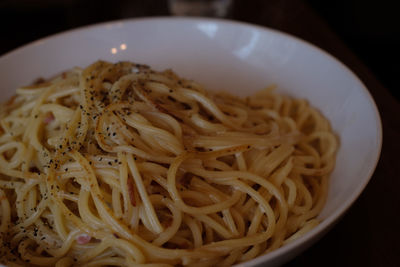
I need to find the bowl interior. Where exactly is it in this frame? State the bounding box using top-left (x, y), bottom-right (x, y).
top-left (0, 17), bottom-right (382, 266)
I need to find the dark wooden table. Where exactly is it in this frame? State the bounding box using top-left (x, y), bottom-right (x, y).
top-left (1, 0), bottom-right (399, 266)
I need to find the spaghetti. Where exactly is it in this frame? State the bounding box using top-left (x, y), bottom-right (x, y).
top-left (0, 61), bottom-right (337, 266)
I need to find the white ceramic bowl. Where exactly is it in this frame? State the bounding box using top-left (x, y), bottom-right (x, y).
top-left (0, 17), bottom-right (382, 266)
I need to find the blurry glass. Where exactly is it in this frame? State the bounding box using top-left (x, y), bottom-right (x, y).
top-left (168, 0), bottom-right (232, 18)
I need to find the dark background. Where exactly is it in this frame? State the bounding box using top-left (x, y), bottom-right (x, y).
top-left (307, 0), bottom-right (400, 100)
top-left (0, 0), bottom-right (399, 266)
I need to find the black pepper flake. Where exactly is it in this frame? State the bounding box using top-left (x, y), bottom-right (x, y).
top-left (167, 96), bottom-right (176, 102)
top-left (182, 103), bottom-right (191, 110)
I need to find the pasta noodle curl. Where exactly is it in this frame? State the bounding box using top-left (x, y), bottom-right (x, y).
top-left (0, 61), bottom-right (337, 266)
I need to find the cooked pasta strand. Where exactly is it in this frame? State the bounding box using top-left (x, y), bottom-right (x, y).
top-left (0, 60), bottom-right (337, 266)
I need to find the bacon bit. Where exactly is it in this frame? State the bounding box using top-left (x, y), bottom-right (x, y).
top-left (180, 173), bottom-right (193, 188)
top-left (127, 177), bottom-right (136, 206)
top-left (76, 233), bottom-right (91, 244)
top-left (164, 217), bottom-right (173, 228)
top-left (33, 77), bottom-right (46, 85)
top-left (43, 112), bottom-right (55, 124)
top-left (5, 95), bottom-right (17, 107)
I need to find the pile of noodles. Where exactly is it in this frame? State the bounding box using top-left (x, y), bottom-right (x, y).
top-left (0, 61), bottom-right (337, 266)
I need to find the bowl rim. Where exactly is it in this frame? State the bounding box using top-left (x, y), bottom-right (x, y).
top-left (0, 16), bottom-right (383, 266)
